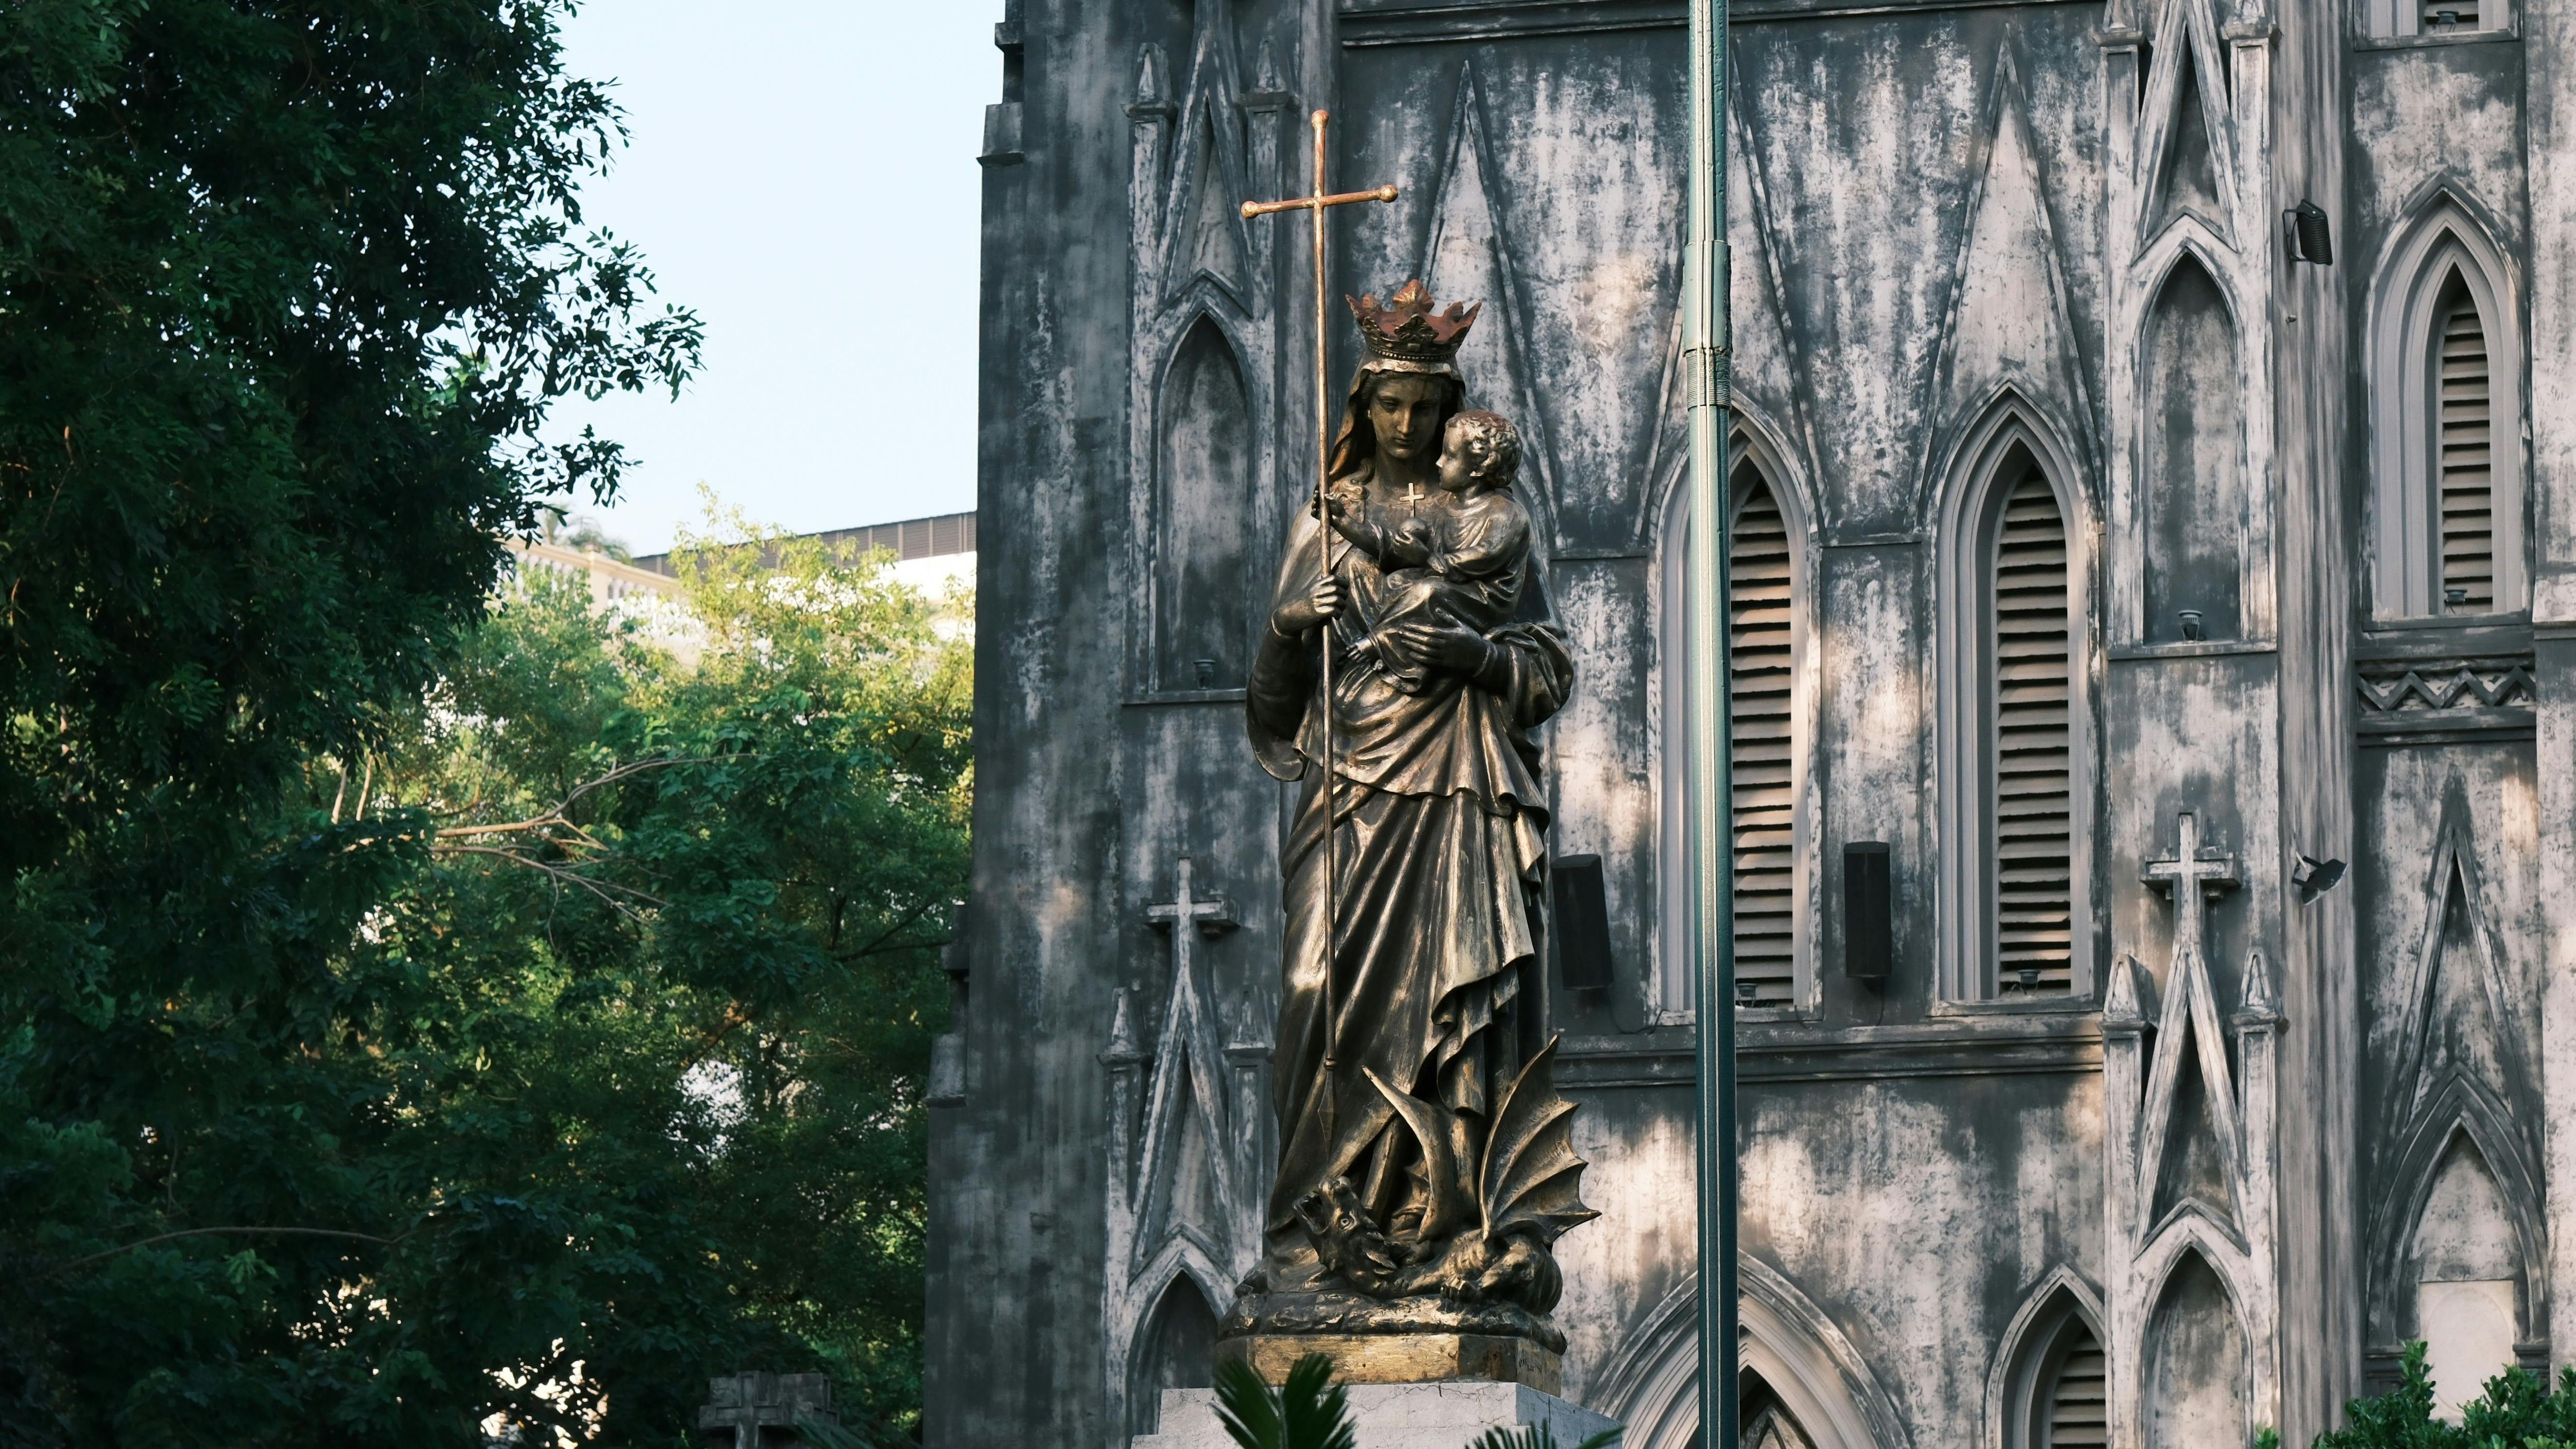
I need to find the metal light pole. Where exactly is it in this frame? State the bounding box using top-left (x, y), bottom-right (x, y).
top-left (1683, 0), bottom-right (1738, 1446)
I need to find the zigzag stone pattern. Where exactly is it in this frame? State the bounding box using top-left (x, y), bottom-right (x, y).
top-left (2354, 656), bottom-right (2536, 714)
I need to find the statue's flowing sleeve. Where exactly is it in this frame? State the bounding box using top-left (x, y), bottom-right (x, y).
top-left (1480, 613), bottom-right (1574, 736)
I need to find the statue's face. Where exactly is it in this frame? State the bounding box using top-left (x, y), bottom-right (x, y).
top-left (1367, 375), bottom-right (1447, 462)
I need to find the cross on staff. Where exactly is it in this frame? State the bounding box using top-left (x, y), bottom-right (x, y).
top-left (1240, 111), bottom-right (1395, 1073)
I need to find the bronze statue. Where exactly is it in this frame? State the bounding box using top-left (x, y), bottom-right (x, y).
top-left (1230, 282), bottom-right (1594, 1378)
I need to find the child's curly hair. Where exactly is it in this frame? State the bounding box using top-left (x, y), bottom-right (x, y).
top-left (1448, 409), bottom-right (1522, 486)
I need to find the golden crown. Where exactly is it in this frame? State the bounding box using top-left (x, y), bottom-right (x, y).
top-left (1347, 279), bottom-right (1481, 366)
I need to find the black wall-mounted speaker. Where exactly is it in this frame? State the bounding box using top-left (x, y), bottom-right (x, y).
top-left (1843, 842), bottom-right (1893, 984)
top-left (2286, 200), bottom-right (2335, 265)
top-left (1552, 854), bottom-right (1615, 992)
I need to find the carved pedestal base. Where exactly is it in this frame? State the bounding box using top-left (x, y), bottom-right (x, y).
top-left (1216, 1290), bottom-right (1568, 1391)
top-left (1216, 1332), bottom-right (1563, 1393)
top-left (1134, 1382), bottom-right (1617, 1449)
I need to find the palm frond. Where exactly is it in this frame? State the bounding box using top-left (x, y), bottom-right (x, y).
top-left (1214, 1354), bottom-right (1355, 1449)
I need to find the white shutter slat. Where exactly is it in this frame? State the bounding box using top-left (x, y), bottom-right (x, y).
top-left (2438, 286), bottom-right (2495, 611)
top-left (1733, 478), bottom-right (1798, 1006)
top-left (1991, 469), bottom-right (2074, 996)
top-left (2042, 1324), bottom-right (2108, 1447)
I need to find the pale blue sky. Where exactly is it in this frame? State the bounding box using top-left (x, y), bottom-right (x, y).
top-left (546, 1), bottom-right (1001, 555)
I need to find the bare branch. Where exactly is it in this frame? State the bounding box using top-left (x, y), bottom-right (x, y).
top-left (833, 895), bottom-right (944, 963)
top-left (435, 844), bottom-right (668, 916)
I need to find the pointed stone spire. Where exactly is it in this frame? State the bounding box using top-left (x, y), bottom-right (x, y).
top-left (2103, 953), bottom-right (2147, 1032)
top-left (1104, 986), bottom-right (1147, 1065)
top-left (2235, 948), bottom-right (2283, 1030)
top-left (1133, 43), bottom-right (1168, 108)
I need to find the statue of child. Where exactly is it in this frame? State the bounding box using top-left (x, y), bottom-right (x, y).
top-left (1323, 408), bottom-right (1530, 695)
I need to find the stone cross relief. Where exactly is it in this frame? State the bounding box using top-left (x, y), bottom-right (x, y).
top-left (2132, 809), bottom-right (2253, 1232)
top-left (1146, 854), bottom-right (1239, 942)
top-left (2141, 809), bottom-right (2237, 965)
top-left (1130, 856), bottom-right (1242, 1231)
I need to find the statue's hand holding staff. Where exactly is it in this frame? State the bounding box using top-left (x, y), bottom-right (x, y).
top-left (1274, 576), bottom-right (1342, 636)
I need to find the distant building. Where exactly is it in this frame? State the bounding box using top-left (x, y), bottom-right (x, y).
top-left (503, 509), bottom-right (977, 663)
top-left (629, 509), bottom-right (979, 600)
top-left (504, 538), bottom-right (684, 606)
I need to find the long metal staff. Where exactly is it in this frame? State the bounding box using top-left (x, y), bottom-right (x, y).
top-left (1686, 0), bottom-right (1740, 1444)
top-left (1243, 113), bottom-right (1395, 1078)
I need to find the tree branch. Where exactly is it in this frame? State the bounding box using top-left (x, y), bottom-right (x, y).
top-left (435, 845), bottom-right (668, 916)
top-left (41, 1226), bottom-right (398, 1278)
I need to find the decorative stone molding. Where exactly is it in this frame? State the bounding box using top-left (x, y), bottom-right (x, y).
top-left (2354, 657), bottom-right (2537, 714)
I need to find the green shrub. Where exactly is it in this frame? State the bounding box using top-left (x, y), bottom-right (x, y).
top-left (2314, 1342), bottom-right (2576, 1448)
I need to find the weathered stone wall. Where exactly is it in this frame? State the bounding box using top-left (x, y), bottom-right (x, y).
top-left (934, 0), bottom-right (2566, 1445)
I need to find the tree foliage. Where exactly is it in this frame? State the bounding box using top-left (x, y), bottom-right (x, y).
top-left (0, 3), bottom-right (1001, 1443)
top-left (2313, 1342), bottom-right (2576, 1449)
top-left (8, 519), bottom-right (969, 1444)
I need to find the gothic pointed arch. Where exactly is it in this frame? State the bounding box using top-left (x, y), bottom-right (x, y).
top-left (1123, 1271), bottom-right (1222, 1440)
top-left (1987, 1269), bottom-right (2109, 1449)
top-left (1933, 396), bottom-right (2096, 1002)
top-left (1923, 48), bottom-right (2095, 489)
top-left (1149, 314), bottom-right (1256, 694)
top-left (2130, 0), bottom-right (2238, 253)
top-left (2139, 250), bottom-right (2245, 644)
top-left (2141, 1247), bottom-right (2253, 1449)
top-left (1590, 1260), bottom-right (1912, 1449)
top-left (2367, 190), bottom-right (2525, 619)
top-left (2363, 832), bottom-right (2550, 1387)
top-left (1656, 414), bottom-right (1818, 1015)
top-left (2401, 1128), bottom-right (2530, 1415)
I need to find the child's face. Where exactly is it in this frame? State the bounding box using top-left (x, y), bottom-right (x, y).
top-left (1435, 421), bottom-right (1482, 494)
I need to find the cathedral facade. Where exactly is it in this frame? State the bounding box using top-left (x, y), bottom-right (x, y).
top-left (930, 0), bottom-right (2576, 1444)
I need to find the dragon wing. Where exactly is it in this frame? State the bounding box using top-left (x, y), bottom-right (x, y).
top-left (1477, 1035), bottom-right (1600, 1247)
top-left (1362, 1067), bottom-right (1476, 1243)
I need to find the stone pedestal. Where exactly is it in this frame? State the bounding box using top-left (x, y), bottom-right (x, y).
top-left (1215, 1333), bottom-right (1562, 1394)
top-left (1216, 1290), bottom-right (1568, 1392)
top-left (1134, 1381), bottom-right (1619, 1449)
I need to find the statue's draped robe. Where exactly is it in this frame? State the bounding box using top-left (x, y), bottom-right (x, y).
top-left (1247, 483), bottom-right (1573, 1279)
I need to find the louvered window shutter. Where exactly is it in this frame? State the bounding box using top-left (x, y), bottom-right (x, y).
top-left (1731, 472), bottom-right (1797, 1005)
top-left (1991, 470), bottom-right (2073, 994)
top-left (2436, 282), bottom-right (2494, 611)
top-left (2042, 1322), bottom-right (2108, 1447)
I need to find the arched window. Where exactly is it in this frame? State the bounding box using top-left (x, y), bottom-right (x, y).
top-left (1991, 464), bottom-right (2075, 995)
top-left (1659, 433), bottom-right (1809, 1015)
top-left (2023, 1317), bottom-right (2108, 1448)
top-left (2433, 275), bottom-right (2495, 611)
top-left (1938, 413), bottom-right (2089, 1002)
top-left (2372, 209), bottom-right (2523, 619)
top-left (1994, 1279), bottom-right (2108, 1449)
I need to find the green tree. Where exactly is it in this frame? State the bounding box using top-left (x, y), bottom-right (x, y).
top-left (9, 515), bottom-right (968, 1444)
top-left (0, 1), bottom-right (758, 1442)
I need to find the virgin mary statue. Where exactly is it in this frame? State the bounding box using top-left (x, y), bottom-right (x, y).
top-left (1238, 282), bottom-right (1595, 1328)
